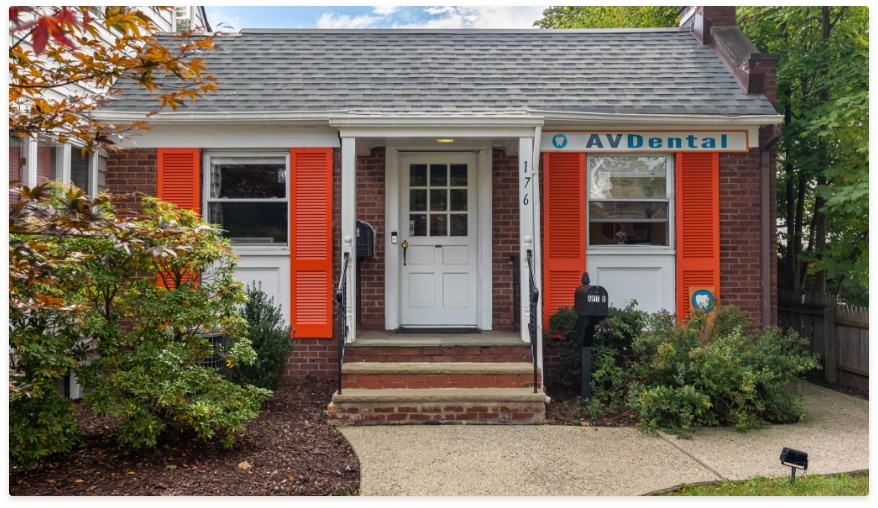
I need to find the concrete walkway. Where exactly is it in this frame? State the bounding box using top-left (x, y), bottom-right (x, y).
top-left (338, 382), bottom-right (869, 496)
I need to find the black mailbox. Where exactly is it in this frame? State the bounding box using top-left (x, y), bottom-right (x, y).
top-left (356, 221), bottom-right (374, 258)
top-left (574, 272), bottom-right (609, 318)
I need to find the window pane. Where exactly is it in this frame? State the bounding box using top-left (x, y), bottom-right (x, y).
top-left (430, 189), bottom-right (447, 211)
top-left (410, 164), bottom-right (427, 186)
top-left (590, 155), bottom-right (667, 199)
top-left (589, 221), bottom-right (668, 246)
top-left (409, 214), bottom-right (427, 237)
top-left (430, 213), bottom-right (447, 236)
top-left (450, 214), bottom-right (467, 236)
top-left (210, 158), bottom-right (286, 198)
top-left (450, 189), bottom-right (467, 211)
top-left (430, 164), bottom-right (447, 186)
top-left (589, 202), bottom-right (668, 220)
top-left (450, 164), bottom-right (467, 186)
top-left (209, 202), bottom-right (288, 245)
top-left (36, 143), bottom-right (61, 183)
top-left (410, 189), bottom-right (427, 211)
top-left (71, 148), bottom-right (91, 192)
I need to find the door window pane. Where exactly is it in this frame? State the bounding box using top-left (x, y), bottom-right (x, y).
top-left (430, 189), bottom-right (447, 211)
top-left (450, 214), bottom-right (467, 236)
top-left (590, 155), bottom-right (667, 199)
top-left (430, 214), bottom-right (447, 236)
top-left (429, 164), bottom-right (447, 186)
top-left (450, 164), bottom-right (467, 186)
top-left (410, 164), bottom-right (427, 186)
top-left (410, 189), bottom-right (427, 211)
top-left (409, 214), bottom-right (427, 236)
top-left (450, 189), bottom-right (467, 211)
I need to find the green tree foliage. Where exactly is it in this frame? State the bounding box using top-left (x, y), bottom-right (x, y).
top-left (230, 282), bottom-right (294, 390)
top-left (9, 184), bottom-right (270, 466)
top-left (534, 6), bottom-right (679, 29)
top-left (738, 7), bottom-right (868, 304)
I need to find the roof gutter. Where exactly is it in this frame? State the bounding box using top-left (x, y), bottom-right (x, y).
top-left (91, 111), bottom-right (344, 125)
top-left (529, 109), bottom-right (783, 126)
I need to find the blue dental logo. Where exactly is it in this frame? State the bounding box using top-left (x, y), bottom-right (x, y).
top-left (552, 133), bottom-right (568, 149)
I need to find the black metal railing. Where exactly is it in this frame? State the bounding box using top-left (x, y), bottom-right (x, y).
top-left (526, 249), bottom-right (540, 394)
top-left (336, 252), bottom-right (350, 395)
top-left (510, 255), bottom-right (521, 328)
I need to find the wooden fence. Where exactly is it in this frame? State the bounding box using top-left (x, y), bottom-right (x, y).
top-left (778, 289), bottom-right (869, 393)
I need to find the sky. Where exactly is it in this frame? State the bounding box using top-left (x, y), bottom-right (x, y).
top-left (204, 4), bottom-right (553, 31)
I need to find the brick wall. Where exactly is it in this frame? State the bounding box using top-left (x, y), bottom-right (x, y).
top-left (356, 147), bottom-right (386, 331)
top-left (106, 149), bottom-right (158, 215)
top-left (719, 147), bottom-right (774, 325)
top-left (492, 148), bottom-right (519, 331)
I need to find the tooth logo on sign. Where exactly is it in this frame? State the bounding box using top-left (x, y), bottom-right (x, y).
top-left (552, 133), bottom-right (568, 149)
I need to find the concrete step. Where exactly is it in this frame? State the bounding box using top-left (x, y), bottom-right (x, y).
top-left (345, 331), bottom-right (534, 363)
top-left (327, 387), bottom-right (546, 425)
top-left (340, 362), bottom-right (541, 389)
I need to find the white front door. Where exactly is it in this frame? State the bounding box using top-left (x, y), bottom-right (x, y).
top-left (399, 153), bottom-right (478, 327)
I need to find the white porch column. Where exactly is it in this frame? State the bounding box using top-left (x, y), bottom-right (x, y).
top-left (530, 127), bottom-right (544, 384)
top-left (341, 136), bottom-right (357, 342)
top-left (518, 136), bottom-right (535, 344)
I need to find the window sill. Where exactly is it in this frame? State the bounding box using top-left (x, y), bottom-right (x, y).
top-left (231, 246), bottom-right (290, 256)
top-left (587, 246), bottom-right (675, 255)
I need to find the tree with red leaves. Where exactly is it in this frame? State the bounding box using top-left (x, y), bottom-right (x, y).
top-left (8, 6), bottom-right (218, 154)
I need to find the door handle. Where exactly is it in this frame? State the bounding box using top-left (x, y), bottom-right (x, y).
top-left (401, 240), bottom-right (408, 266)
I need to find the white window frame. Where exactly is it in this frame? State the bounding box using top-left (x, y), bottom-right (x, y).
top-left (202, 151), bottom-right (291, 252)
top-left (18, 136), bottom-right (103, 196)
top-left (586, 153), bottom-right (675, 252)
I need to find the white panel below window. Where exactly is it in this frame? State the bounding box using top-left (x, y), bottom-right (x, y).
top-left (234, 255), bottom-right (291, 327)
top-left (587, 251), bottom-right (675, 315)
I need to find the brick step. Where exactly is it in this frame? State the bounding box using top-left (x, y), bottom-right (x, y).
top-left (340, 362), bottom-right (541, 389)
top-left (327, 388), bottom-right (546, 425)
top-left (345, 345), bottom-right (533, 363)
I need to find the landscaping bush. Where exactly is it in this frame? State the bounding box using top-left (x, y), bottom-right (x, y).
top-left (627, 307), bottom-right (819, 434)
top-left (230, 282), bottom-right (294, 390)
top-left (9, 390), bottom-right (81, 469)
top-left (547, 302), bottom-right (819, 436)
top-left (9, 185), bottom-right (271, 462)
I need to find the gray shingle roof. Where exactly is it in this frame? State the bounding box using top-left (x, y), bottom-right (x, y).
top-left (102, 29), bottom-right (778, 117)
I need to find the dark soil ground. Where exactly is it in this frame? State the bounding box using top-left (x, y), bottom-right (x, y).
top-left (10, 375), bottom-right (863, 496)
top-left (9, 378), bottom-right (359, 496)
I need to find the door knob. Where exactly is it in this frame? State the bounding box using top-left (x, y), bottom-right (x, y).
top-left (401, 240), bottom-right (408, 266)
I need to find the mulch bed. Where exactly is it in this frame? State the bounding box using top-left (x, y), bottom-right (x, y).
top-left (9, 378), bottom-right (360, 496)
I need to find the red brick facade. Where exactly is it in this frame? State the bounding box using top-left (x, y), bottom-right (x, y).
top-left (106, 149), bottom-right (158, 215)
top-left (491, 149), bottom-right (520, 332)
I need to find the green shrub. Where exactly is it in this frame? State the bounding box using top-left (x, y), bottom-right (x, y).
top-left (628, 306), bottom-right (819, 434)
top-left (548, 301), bottom-right (819, 436)
top-left (547, 307), bottom-right (582, 391)
top-left (230, 282), bottom-right (294, 390)
top-left (9, 389), bottom-right (81, 469)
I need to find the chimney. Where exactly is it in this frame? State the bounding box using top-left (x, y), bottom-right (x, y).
top-left (683, 6), bottom-right (778, 101)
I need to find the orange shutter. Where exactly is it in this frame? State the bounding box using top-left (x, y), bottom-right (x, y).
top-left (290, 148), bottom-right (333, 338)
top-left (542, 152), bottom-right (586, 330)
top-left (157, 148), bottom-right (201, 212)
top-left (675, 152), bottom-right (720, 321)
top-left (156, 148), bottom-right (200, 289)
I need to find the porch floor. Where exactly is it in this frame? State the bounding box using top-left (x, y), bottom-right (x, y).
top-left (350, 330), bottom-right (524, 347)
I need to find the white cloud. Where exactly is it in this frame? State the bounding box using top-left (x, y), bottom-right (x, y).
top-left (396, 6), bottom-right (549, 29)
top-left (316, 13), bottom-right (382, 29)
top-left (372, 6), bottom-right (399, 16)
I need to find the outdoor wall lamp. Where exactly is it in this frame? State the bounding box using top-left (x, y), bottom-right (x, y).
top-left (779, 447), bottom-right (808, 485)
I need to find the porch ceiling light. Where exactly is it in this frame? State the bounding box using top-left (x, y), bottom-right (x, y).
top-left (436, 138), bottom-right (454, 143)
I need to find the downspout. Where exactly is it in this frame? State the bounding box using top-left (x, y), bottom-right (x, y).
top-left (761, 125), bottom-right (781, 328)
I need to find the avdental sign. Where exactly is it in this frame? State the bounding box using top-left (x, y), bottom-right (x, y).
top-left (541, 131), bottom-right (748, 153)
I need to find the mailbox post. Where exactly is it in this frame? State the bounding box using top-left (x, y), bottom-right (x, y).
top-left (573, 272), bottom-right (608, 401)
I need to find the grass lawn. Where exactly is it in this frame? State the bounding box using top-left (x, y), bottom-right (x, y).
top-left (657, 473), bottom-right (868, 496)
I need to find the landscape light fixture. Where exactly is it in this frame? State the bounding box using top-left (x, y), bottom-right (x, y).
top-left (779, 447), bottom-right (808, 485)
